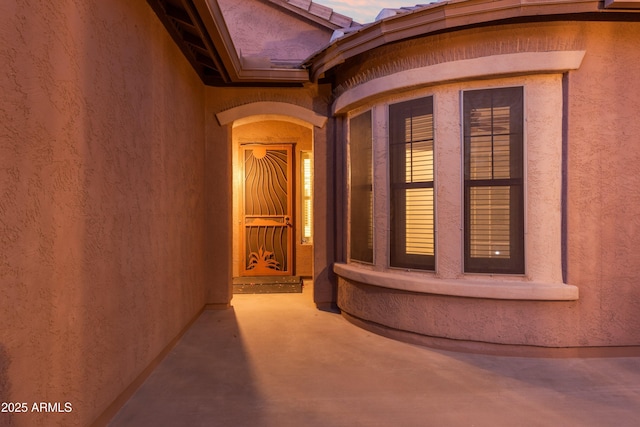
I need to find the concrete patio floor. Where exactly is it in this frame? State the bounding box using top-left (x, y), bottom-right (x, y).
top-left (109, 283), bottom-right (640, 427)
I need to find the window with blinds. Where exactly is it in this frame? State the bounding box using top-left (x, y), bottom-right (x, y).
top-left (349, 110), bottom-right (373, 263)
top-left (389, 97), bottom-right (435, 270)
top-left (463, 87), bottom-right (524, 274)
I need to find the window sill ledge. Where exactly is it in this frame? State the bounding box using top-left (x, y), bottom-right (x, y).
top-left (334, 263), bottom-right (578, 301)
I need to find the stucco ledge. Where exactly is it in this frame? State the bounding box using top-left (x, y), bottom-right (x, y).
top-left (334, 263), bottom-right (579, 301)
top-left (332, 50), bottom-right (586, 115)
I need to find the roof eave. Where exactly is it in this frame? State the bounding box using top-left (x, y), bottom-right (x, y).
top-left (266, 0), bottom-right (357, 29)
top-left (193, 0), bottom-right (311, 84)
top-left (307, 0), bottom-right (639, 82)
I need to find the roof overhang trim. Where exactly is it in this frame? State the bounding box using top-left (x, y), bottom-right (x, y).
top-left (307, 0), bottom-right (637, 81)
top-left (333, 50), bottom-right (586, 114)
top-left (193, 0), bottom-right (310, 84)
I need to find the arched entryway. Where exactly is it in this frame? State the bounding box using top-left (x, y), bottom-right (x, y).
top-left (216, 102), bottom-right (327, 295)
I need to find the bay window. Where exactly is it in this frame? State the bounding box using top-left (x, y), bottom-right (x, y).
top-left (346, 84), bottom-right (535, 278)
top-left (338, 64), bottom-right (570, 299)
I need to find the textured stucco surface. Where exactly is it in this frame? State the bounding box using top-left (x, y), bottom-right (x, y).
top-left (566, 22), bottom-right (640, 345)
top-left (333, 22), bottom-right (586, 96)
top-left (338, 278), bottom-right (581, 347)
top-left (337, 21), bottom-right (640, 349)
top-left (0, 1), bottom-right (206, 425)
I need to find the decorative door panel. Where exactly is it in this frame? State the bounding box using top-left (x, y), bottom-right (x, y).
top-left (242, 145), bottom-right (293, 276)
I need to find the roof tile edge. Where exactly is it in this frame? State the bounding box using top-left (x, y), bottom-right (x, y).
top-left (279, 0), bottom-right (357, 27)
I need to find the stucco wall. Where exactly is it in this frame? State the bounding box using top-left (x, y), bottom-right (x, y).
top-left (335, 21), bottom-right (640, 351)
top-left (333, 21), bottom-right (585, 100)
top-left (0, 1), bottom-right (206, 426)
top-left (566, 21), bottom-right (640, 345)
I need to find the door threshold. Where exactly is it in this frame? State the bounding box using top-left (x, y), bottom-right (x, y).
top-left (232, 276), bottom-right (302, 294)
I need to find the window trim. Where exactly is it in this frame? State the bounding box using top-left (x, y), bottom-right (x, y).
top-left (334, 263), bottom-right (578, 301)
top-left (333, 51), bottom-right (585, 115)
top-left (344, 74), bottom-right (567, 291)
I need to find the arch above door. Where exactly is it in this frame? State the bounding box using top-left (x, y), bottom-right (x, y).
top-left (216, 101), bottom-right (327, 129)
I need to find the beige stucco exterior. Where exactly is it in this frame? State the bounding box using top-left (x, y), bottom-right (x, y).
top-left (333, 20), bottom-right (640, 352)
top-left (1, 1), bottom-right (208, 425)
top-left (1, 0), bottom-right (640, 425)
top-left (566, 20), bottom-right (640, 346)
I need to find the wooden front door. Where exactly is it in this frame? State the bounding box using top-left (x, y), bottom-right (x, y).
top-left (241, 144), bottom-right (293, 276)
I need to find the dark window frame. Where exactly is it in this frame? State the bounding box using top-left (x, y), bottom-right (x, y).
top-left (349, 110), bottom-right (374, 264)
top-left (389, 96), bottom-right (436, 270)
top-left (463, 87), bottom-right (525, 274)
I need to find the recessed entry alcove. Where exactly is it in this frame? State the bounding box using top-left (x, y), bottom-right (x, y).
top-left (218, 106), bottom-right (323, 294)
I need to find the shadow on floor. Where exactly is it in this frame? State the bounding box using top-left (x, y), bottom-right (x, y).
top-left (109, 287), bottom-right (640, 427)
top-left (108, 308), bottom-right (267, 426)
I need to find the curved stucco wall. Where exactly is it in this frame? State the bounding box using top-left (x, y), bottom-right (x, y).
top-left (335, 21), bottom-right (640, 352)
top-left (0, 1), bottom-right (207, 425)
top-left (565, 21), bottom-right (640, 347)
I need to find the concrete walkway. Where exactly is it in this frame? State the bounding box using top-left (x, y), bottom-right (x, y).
top-left (109, 284), bottom-right (640, 427)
